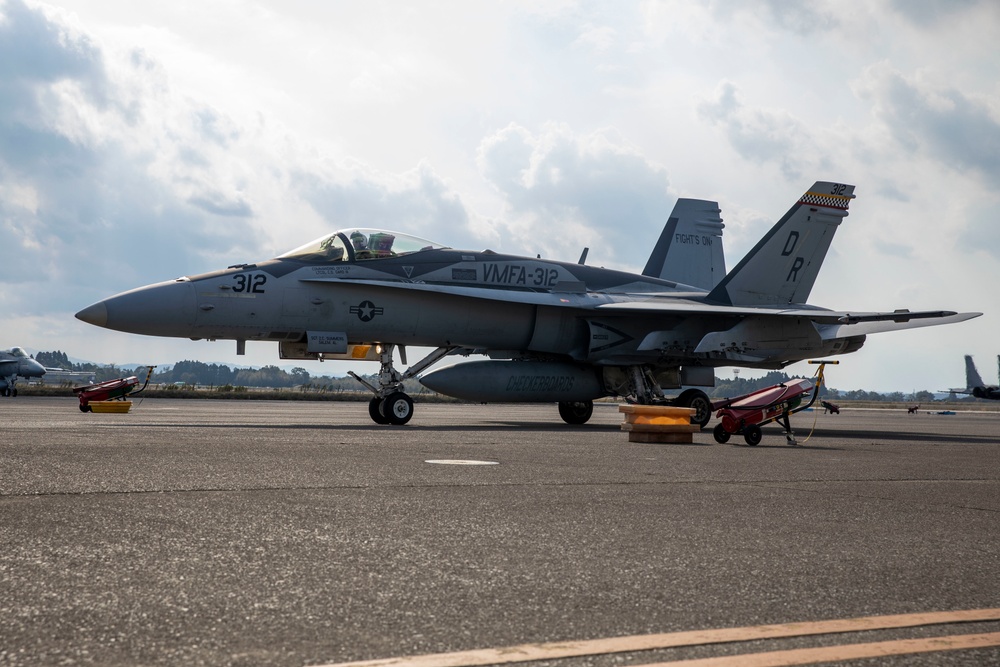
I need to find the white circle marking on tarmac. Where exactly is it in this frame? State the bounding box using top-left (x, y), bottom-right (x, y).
top-left (424, 459), bottom-right (499, 465)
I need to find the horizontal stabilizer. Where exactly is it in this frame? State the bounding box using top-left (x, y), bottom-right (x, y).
top-left (816, 311), bottom-right (981, 338)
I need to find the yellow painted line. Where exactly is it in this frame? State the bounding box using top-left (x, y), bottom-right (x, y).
top-left (636, 631), bottom-right (1000, 666)
top-left (310, 608), bottom-right (1000, 667)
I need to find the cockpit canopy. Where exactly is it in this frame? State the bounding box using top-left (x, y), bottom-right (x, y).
top-left (6, 347), bottom-right (29, 358)
top-left (279, 228), bottom-right (446, 263)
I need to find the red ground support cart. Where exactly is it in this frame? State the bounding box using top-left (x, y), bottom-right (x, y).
top-left (73, 366), bottom-right (155, 412)
top-left (711, 361), bottom-right (836, 446)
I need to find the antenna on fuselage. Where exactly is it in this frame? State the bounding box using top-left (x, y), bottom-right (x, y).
top-left (578, 247), bottom-right (589, 265)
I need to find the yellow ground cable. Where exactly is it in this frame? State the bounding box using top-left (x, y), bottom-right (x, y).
top-left (797, 361), bottom-right (833, 444)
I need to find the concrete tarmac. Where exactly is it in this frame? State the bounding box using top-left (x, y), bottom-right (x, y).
top-left (1, 397), bottom-right (999, 666)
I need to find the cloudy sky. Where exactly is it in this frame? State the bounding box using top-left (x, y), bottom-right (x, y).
top-left (2, 0), bottom-right (998, 392)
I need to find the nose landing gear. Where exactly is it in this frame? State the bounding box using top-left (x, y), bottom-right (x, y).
top-left (350, 344), bottom-right (455, 425)
top-left (367, 393), bottom-right (414, 425)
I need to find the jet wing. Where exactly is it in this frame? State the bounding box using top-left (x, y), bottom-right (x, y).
top-left (812, 311), bottom-right (981, 337)
top-left (599, 299), bottom-right (981, 333)
top-left (301, 278), bottom-right (982, 332)
top-left (299, 277), bottom-right (608, 308)
top-left (301, 277), bottom-right (816, 315)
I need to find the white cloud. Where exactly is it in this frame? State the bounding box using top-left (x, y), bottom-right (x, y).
top-left (853, 62), bottom-right (1000, 183)
top-left (477, 122), bottom-right (673, 263)
top-left (697, 81), bottom-right (813, 181)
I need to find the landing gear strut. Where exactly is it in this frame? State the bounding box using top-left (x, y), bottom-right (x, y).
top-left (616, 366), bottom-right (712, 428)
top-left (1, 380), bottom-right (17, 398)
top-left (350, 345), bottom-right (455, 425)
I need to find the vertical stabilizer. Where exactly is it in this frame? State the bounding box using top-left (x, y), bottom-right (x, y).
top-left (707, 182), bottom-right (855, 306)
top-left (966, 355), bottom-right (985, 390)
top-left (642, 198), bottom-right (726, 290)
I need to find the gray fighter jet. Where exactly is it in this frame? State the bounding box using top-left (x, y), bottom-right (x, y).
top-left (950, 355), bottom-right (1000, 400)
top-left (0, 347), bottom-right (47, 397)
top-left (76, 181), bottom-right (980, 426)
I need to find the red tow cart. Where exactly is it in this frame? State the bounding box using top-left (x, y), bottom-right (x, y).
top-left (73, 366), bottom-right (155, 412)
top-left (711, 361), bottom-right (836, 446)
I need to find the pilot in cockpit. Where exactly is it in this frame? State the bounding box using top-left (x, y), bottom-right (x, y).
top-left (350, 231), bottom-right (368, 252)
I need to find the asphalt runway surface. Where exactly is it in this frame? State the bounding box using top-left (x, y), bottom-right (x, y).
top-left (1, 397), bottom-right (999, 666)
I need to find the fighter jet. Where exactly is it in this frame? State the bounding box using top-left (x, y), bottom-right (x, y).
top-left (76, 181), bottom-right (980, 426)
top-left (950, 355), bottom-right (1000, 400)
top-left (0, 347), bottom-right (47, 397)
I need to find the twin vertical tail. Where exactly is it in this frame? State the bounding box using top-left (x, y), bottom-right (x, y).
top-left (965, 355), bottom-right (985, 390)
top-left (642, 199), bottom-right (726, 290)
top-left (707, 182), bottom-right (856, 306)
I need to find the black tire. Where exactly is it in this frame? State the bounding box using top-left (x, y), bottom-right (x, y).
top-left (744, 424), bottom-right (762, 446)
top-left (558, 400), bottom-right (594, 425)
top-left (1, 388), bottom-right (8, 397)
top-left (713, 423), bottom-right (730, 444)
top-left (11, 388), bottom-right (17, 397)
top-left (368, 396), bottom-right (391, 424)
top-left (677, 389), bottom-right (712, 428)
top-left (381, 392), bottom-right (414, 425)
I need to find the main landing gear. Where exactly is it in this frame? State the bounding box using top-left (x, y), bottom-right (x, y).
top-left (617, 366), bottom-right (712, 428)
top-left (674, 388), bottom-right (712, 428)
top-left (350, 344), bottom-right (455, 425)
top-left (558, 400), bottom-right (594, 425)
top-left (1, 377), bottom-right (18, 397)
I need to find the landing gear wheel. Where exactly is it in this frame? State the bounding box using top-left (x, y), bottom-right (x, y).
top-left (713, 423), bottom-right (731, 444)
top-left (558, 400), bottom-right (594, 425)
top-left (380, 392), bottom-right (414, 425)
top-left (677, 389), bottom-right (712, 428)
top-left (744, 424), bottom-right (762, 447)
top-left (11, 388), bottom-right (17, 397)
top-left (1, 388), bottom-right (8, 397)
top-left (368, 396), bottom-right (391, 425)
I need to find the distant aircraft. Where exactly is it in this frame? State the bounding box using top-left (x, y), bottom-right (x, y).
top-left (950, 355), bottom-right (1000, 400)
top-left (76, 181), bottom-right (980, 426)
top-left (0, 347), bottom-right (47, 397)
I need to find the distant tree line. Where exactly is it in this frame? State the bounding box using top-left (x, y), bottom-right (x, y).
top-left (32, 352), bottom-right (428, 393)
top-left (712, 371), bottom-right (944, 403)
top-left (33, 351), bottom-right (963, 400)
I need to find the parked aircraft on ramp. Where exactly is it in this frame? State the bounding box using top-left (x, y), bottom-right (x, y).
top-left (950, 355), bottom-right (1000, 400)
top-left (0, 347), bottom-right (47, 397)
top-left (76, 181), bottom-right (980, 426)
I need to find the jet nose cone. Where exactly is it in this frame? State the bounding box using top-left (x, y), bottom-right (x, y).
top-left (76, 302), bottom-right (109, 328)
top-left (77, 280), bottom-right (197, 336)
top-left (27, 359), bottom-right (46, 376)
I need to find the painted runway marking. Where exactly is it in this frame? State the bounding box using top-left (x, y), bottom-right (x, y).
top-left (311, 608), bottom-right (1000, 667)
top-left (424, 460), bottom-right (499, 466)
top-left (638, 631), bottom-right (1000, 666)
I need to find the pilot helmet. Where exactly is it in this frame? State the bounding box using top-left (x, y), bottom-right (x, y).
top-left (350, 231), bottom-right (368, 249)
